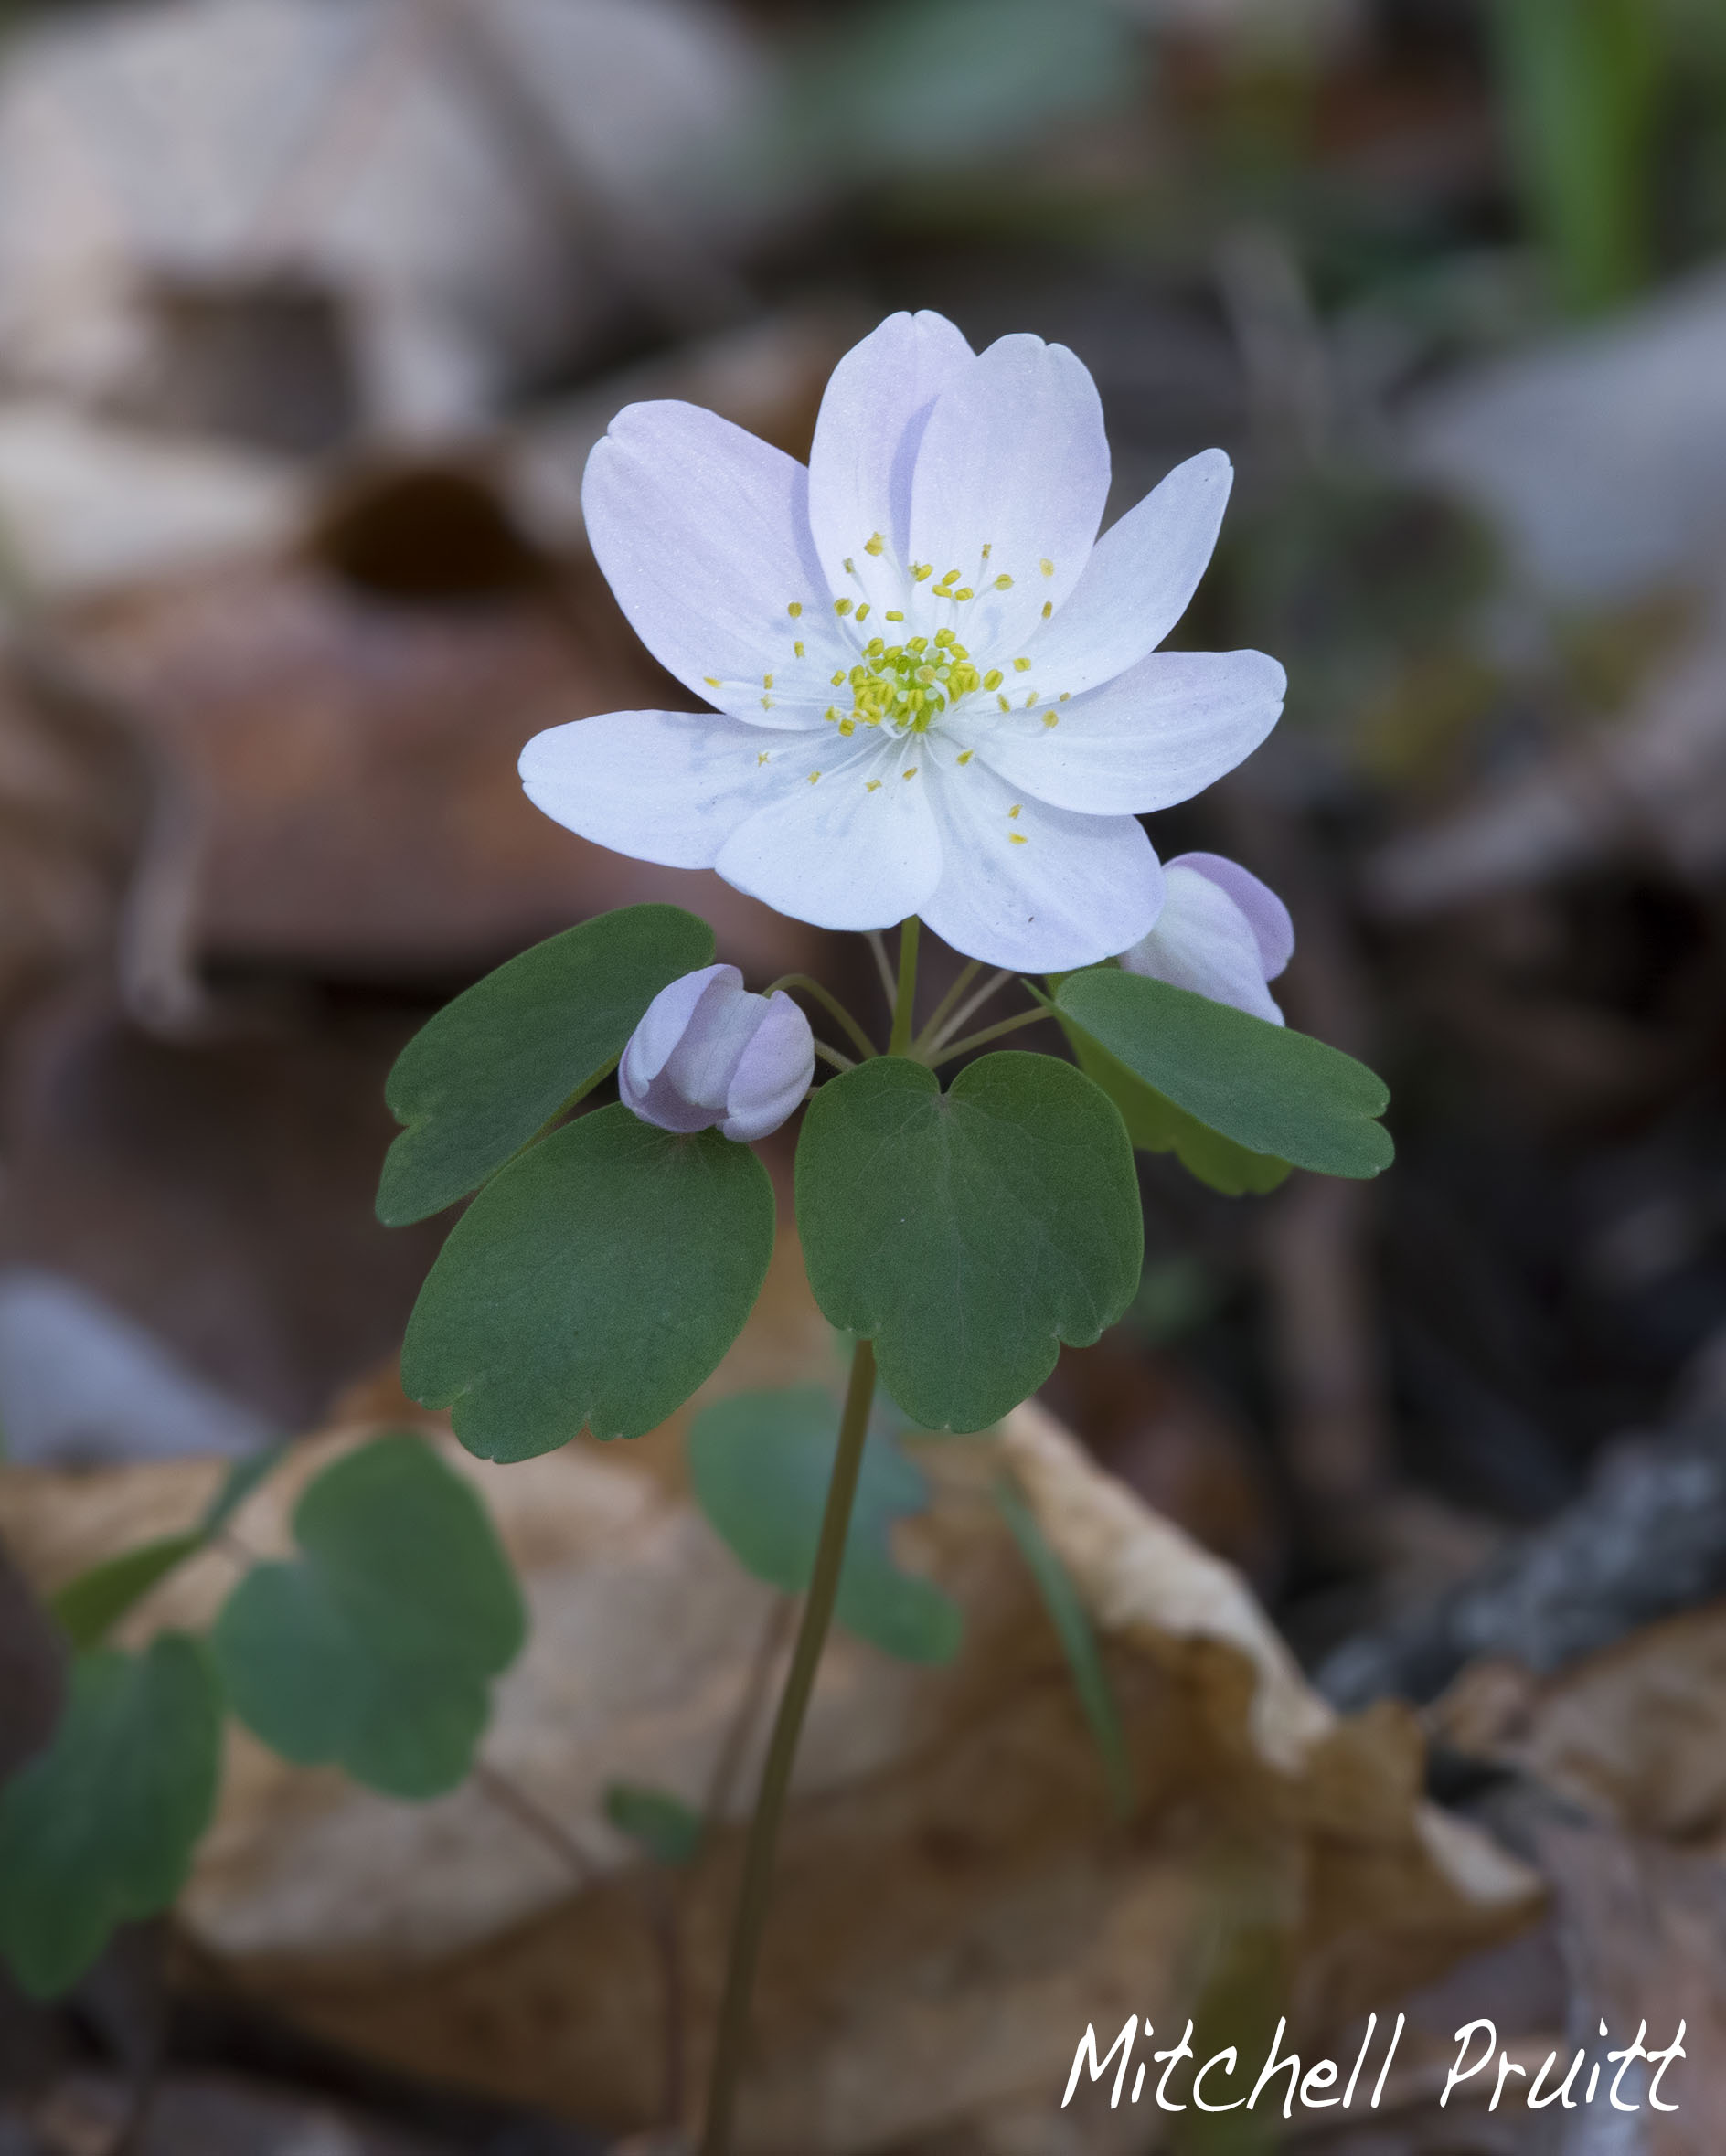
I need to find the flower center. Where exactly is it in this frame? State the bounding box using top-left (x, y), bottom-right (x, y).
top-left (823, 630), bottom-right (1004, 738)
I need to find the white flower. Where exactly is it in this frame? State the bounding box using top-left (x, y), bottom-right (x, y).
top-left (620, 964), bottom-right (814, 1141)
top-left (1120, 852), bottom-right (1293, 1025)
top-left (521, 311), bottom-right (1284, 971)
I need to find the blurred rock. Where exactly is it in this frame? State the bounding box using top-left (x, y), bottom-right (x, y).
top-left (0, 1237), bottom-right (1539, 2154)
top-left (1400, 257), bottom-right (1726, 605)
top-left (0, 0), bottom-right (766, 441)
top-left (0, 1269), bottom-right (274, 1467)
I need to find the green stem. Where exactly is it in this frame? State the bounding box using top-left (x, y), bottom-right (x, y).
top-left (699, 1338), bottom-right (879, 2156)
top-left (929, 1003), bottom-right (1053, 1066)
top-left (888, 919), bottom-right (921, 1057)
top-left (764, 973), bottom-right (877, 1063)
top-left (918, 968), bottom-right (1017, 1059)
top-left (910, 960), bottom-right (982, 1057)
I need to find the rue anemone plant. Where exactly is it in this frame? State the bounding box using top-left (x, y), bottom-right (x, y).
top-left (0, 313), bottom-right (1390, 2156)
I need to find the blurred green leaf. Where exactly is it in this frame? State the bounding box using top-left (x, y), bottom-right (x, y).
top-left (1061, 1018), bottom-right (1291, 1196)
top-left (796, 1053), bottom-right (1141, 1432)
top-left (402, 1107), bottom-right (775, 1460)
top-left (212, 1434), bottom-right (525, 1800)
top-left (993, 1475), bottom-right (1133, 1820)
top-left (378, 904), bottom-right (714, 1226)
top-left (1494, 0), bottom-right (1663, 313)
top-left (1054, 971), bottom-right (1392, 1180)
top-left (49, 1534), bottom-right (206, 1652)
top-left (0, 1636), bottom-right (222, 1997)
top-left (200, 1442), bottom-right (291, 1535)
top-left (688, 1386), bottom-right (963, 1663)
top-left (604, 1782), bottom-right (704, 1869)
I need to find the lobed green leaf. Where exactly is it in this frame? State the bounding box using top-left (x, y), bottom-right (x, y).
top-left (1054, 969), bottom-right (1393, 1180)
top-left (688, 1385), bottom-right (963, 1664)
top-left (0, 1636), bottom-right (222, 1996)
top-left (401, 1106), bottom-right (775, 1460)
top-left (795, 1054), bottom-right (1142, 1432)
top-left (211, 1433), bottom-right (526, 1800)
top-left (378, 904), bottom-right (715, 1226)
top-left (1061, 1021), bottom-right (1291, 1196)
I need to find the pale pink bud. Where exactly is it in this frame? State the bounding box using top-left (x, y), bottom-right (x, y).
top-left (620, 964), bottom-right (815, 1142)
top-left (1121, 852), bottom-right (1294, 1025)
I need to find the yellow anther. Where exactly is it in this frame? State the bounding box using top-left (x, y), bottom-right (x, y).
top-left (983, 668), bottom-right (1003, 690)
top-left (1042, 712), bottom-right (1059, 728)
top-left (758, 749), bottom-right (772, 763)
top-left (1008, 803), bottom-right (1021, 818)
top-left (809, 770), bottom-right (821, 783)
top-left (788, 601), bottom-right (803, 617)
top-left (831, 671), bottom-right (846, 686)
top-left (935, 568), bottom-right (960, 589)
top-left (866, 637), bottom-right (884, 657)
top-left (761, 696), bottom-right (774, 709)
top-left (885, 610), bottom-right (904, 621)
top-left (843, 557), bottom-right (855, 573)
top-left (997, 694), bottom-right (1011, 711)
top-left (1041, 601), bottom-right (1052, 619)
top-left (902, 768), bottom-right (918, 780)
top-left (1013, 656), bottom-right (1031, 672)
top-left (909, 635), bottom-right (929, 653)
top-left (865, 532), bottom-right (886, 556)
top-left (856, 603), bottom-right (870, 621)
top-left (1040, 558), bottom-right (1054, 577)
top-left (704, 675), bottom-right (721, 686)
top-left (981, 541), bottom-right (993, 559)
top-left (994, 574), bottom-right (1013, 589)
top-left (934, 627), bottom-right (955, 647)
top-left (1009, 832), bottom-right (1028, 845)
top-left (867, 779), bottom-right (882, 792)
top-left (953, 587), bottom-right (974, 601)
top-left (1025, 692), bottom-right (1037, 708)
top-left (912, 563), bottom-right (933, 581)
top-left (956, 748), bottom-right (975, 764)
top-left (1060, 691), bottom-right (1071, 701)
top-left (839, 717), bottom-right (856, 735)
top-left (763, 673), bottom-right (774, 688)
top-left (835, 599), bottom-right (853, 616)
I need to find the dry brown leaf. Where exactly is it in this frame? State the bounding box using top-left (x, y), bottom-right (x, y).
top-left (0, 1232), bottom-right (1540, 2154)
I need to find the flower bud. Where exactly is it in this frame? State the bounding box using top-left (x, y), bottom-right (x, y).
top-left (1120, 852), bottom-right (1293, 1025)
top-left (620, 964), bottom-right (815, 1142)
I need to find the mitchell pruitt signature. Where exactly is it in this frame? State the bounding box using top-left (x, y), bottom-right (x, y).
top-left (1063, 2010), bottom-right (1687, 2118)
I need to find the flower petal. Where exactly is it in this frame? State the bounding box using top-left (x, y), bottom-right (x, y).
top-left (520, 709), bottom-right (818, 869)
top-left (1122, 863), bottom-right (1284, 1025)
top-left (908, 334), bottom-right (1109, 658)
top-left (581, 400), bottom-right (850, 725)
top-left (721, 991), bottom-right (815, 1142)
top-left (1168, 851), bottom-right (1294, 978)
top-left (919, 758), bottom-right (1163, 972)
top-left (716, 733), bottom-right (942, 931)
top-left (621, 965), bottom-right (742, 1133)
top-left (806, 311), bottom-right (975, 620)
top-left (964, 648), bottom-right (1284, 815)
top-left (1023, 450), bottom-right (1232, 696)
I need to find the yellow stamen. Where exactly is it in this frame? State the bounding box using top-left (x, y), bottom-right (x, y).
top-left (787, 601), bottom-right (803, 617)
top-left (997, 694), bottom-right (1010, 711)
top-left (885, 611), bottom-right (904, 621)
top-left (1039, 558), bottom-right (1054, 577)
top-left (758, 750), bottom-right (771, 764)
top-left (761, 696), bottom-right (774, 709)
top-left (704, 675), bottom-right (720, 686)
top-left (865, 532), bottom-right (886, 556)
top-left (856, 603), bottom-right (870, 621)
top-left (763, 673), bottom-right (773, 688)
top-left (956, 749), bottom-right (974, 764)
top-left (843, 557), bottom-right (855, 573)
top-left (867, 779), bottom-right (882, 792)
top-left (953, 587), bottom-right (974, 601)
top-left (1009, 832), bottom-right (1028, 844)
top-left (1060, 691), bottom-right (1071, 701)
top-left (1008, 803), bottom-right (1021, 818)
top-left (1042, 712), bottom-right (1058, 728)
top-left (912, 563), bottom-right (933, 581)
top-left (1013, 657), bottom-right (1031, 672)
top-left (902, 768), bottom-right (918, 779)
top-left (809, 770), bottom-right (821, 783)
top-left (984, 668), bottom-right (1003, 690)
top-left (1042, 601), bottom-right (1052, 619)
top-left (993, 573), bottom-right (1013, 589)
top-left (835, 599), bottom-right (853, 616)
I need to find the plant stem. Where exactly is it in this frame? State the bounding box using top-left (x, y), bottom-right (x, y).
top-left (929, 1004), bottom-right (1054, 1066)
top-left (888, 919), bottom-right (921, 1056)
top-left (812, 1041), bottom-right (855, 1074)
top-left (865, 929), bottom-right (897, 1010)
top-left (698, 1337), bottom-right (878, 2156)
top-left (919, 967), bottom-right (1017, 1058)
top-left (763, 973), bottom-right (878, 1062)
top-left (910, 960), bottom-right (982, 1057)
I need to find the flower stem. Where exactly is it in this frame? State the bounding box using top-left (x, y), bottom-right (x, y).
top-left (910, 959), bottom-right (982, 1057)
top-left (699, 1338), bottom-right (879, 2156)
top-left (763, 973), bottom-right (877, 1063)
top-left (929, 1003), bottom-right (1054, 1066)
top-left (865, 929), bottom-right (898, 1011)
top-left (918, 967), bottom-right (1017, 1059)
top-left (888, 919), bottom-right (921, 1056)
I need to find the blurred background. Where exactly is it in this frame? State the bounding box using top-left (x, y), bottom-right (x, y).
top-left (4, 0), bottom-right (1726, 2150)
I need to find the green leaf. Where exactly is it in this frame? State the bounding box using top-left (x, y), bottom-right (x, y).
top-left (401, 1105), bottom-right (775, 1461)
top-left (688, 1386), bottom-right (963, 1664)
top-left (200, 1441), bottom-right (291, 1535)
top-left (795, 1053), bottom-right (1141, 1432)
top-left (211, 1434), bottom-right (526, 1800)
top-left (0, 1637), bottom-right (222, 1996)
top-left (994, 1476), bottom-right (1134, 1819)
top-left (378, 904), bottom-right (715, 1226)
top-left (49, 1534), bottom-right (207, 1652)
top-left (1054, 970), bottom-right (1393, 1181)
top-left (603, 1782), bottom-right (704, 1868)
top-left (1061, 1019), bottom-right (1291, 1196)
